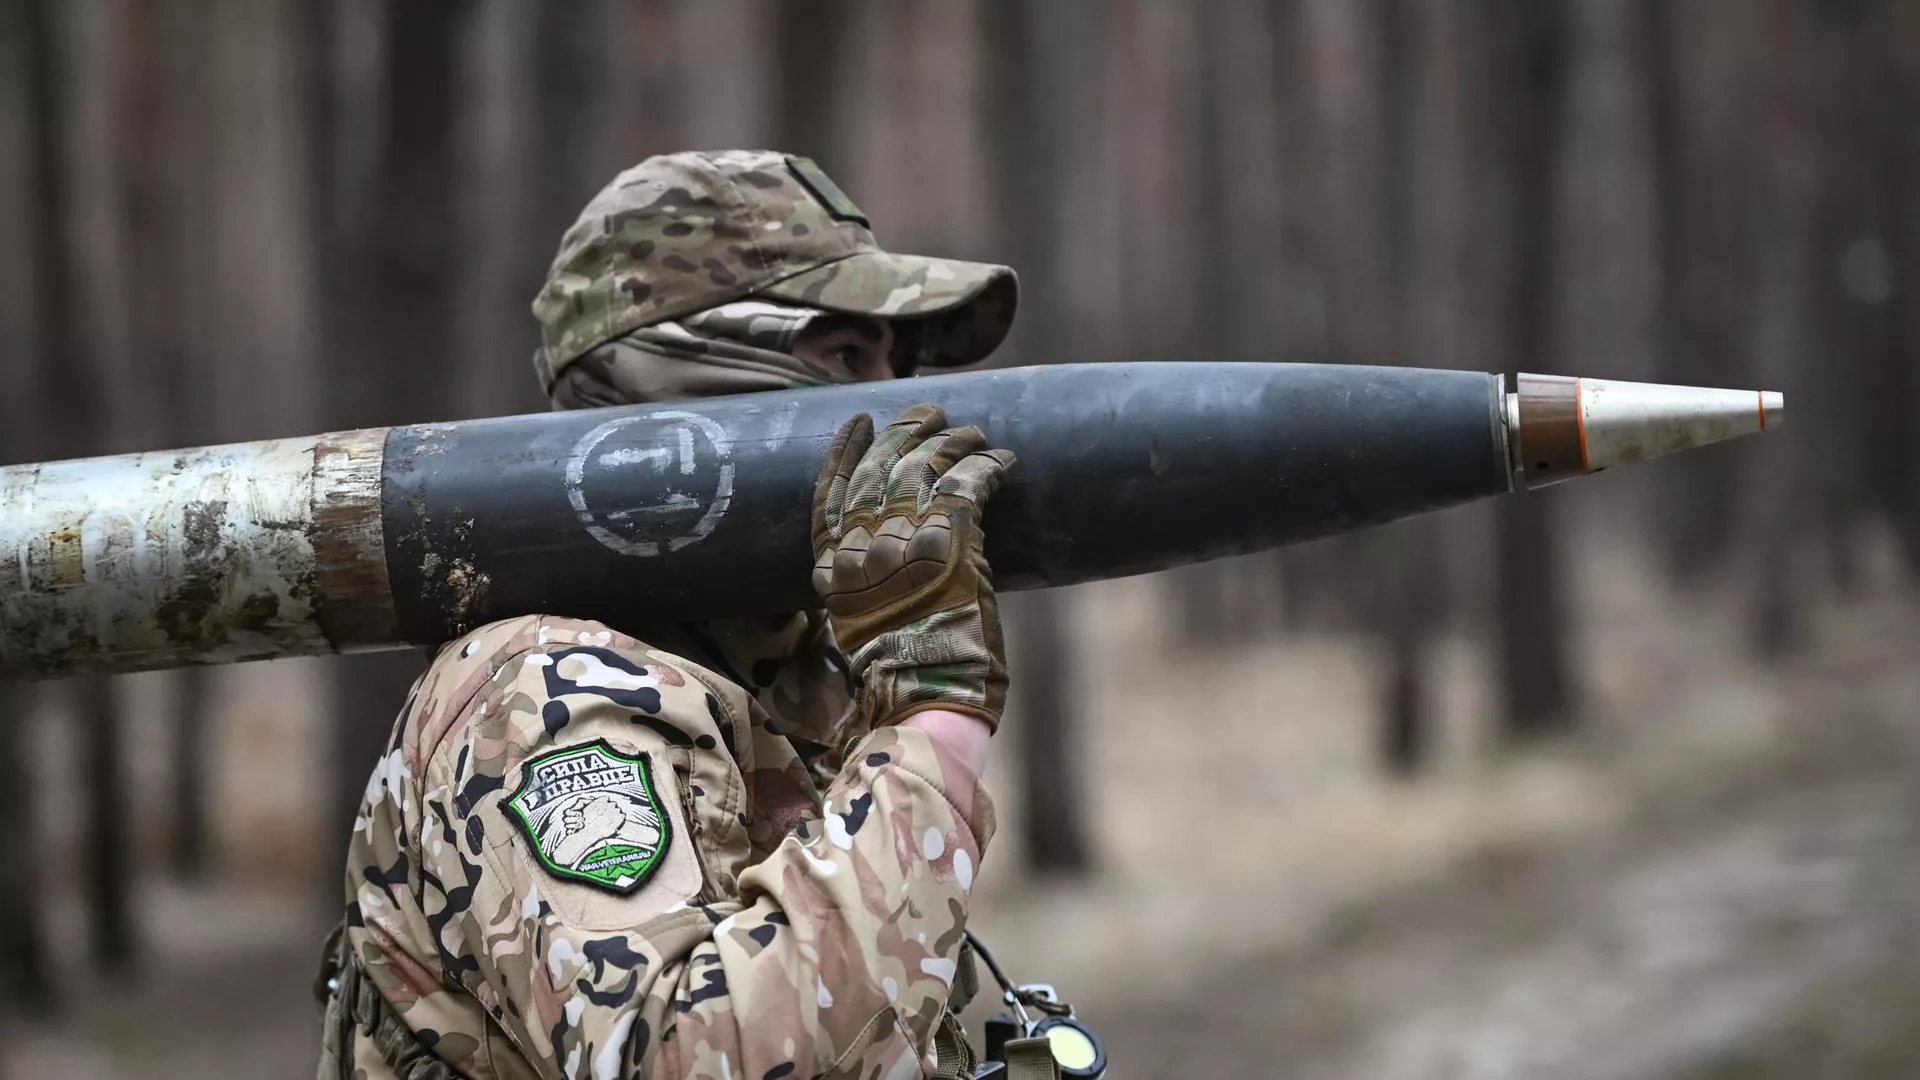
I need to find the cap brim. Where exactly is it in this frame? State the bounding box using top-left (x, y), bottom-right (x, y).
top-left (759, 251), bottom-right (1019, 367)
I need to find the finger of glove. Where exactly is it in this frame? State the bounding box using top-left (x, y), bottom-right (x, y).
top-left (846, 404), bottom-right (946, 518)
top-left (888, 426), bottom-right (986, 510)
top-left (930, 447), bottom-right (1017, 506)
top-left (813, 413), bottom-right (874, 541)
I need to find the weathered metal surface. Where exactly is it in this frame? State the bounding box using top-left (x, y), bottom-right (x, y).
top-left (1514, 373), bottom-right (1585, 487)
top-left (379, 363), bottom-right (1514, 643)
top-left (312, 427), bottom-right (400, 650)
top-left (0, 438), bottom-right (331, 678)
top-left (1577, 377), bottom-right (1784, 471)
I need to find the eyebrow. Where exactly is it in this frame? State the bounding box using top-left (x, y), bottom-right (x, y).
top-left (806, 314), bottom-right (887, 344)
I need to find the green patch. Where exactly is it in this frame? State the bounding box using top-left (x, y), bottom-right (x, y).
top-left (786, 155), bottom-right (870, 227)
top-left (506, 740), bottom-right (670, 895)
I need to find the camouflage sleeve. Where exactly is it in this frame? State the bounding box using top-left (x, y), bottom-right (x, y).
top-left (376, 616), bottom-right (993, 1080)
top-left (659, 723), bottom-right (990, 1079)
top-left (664, 611), bottom-right (863, 793)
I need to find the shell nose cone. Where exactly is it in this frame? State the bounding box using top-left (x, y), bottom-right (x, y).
top-left (1578, 378), bottom-right (1782, 471)
top-left (1513, 375), bottom-right (1787, 487)
top-left (1761, 390), bottom-right (1784, 430)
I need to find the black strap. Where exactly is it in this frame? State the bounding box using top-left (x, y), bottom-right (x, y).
top-left (317, 923), bottom-right (459, 1080)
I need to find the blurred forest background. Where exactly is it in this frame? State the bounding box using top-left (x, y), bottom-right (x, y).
top-left (3, 0), bottom-right (1920, 1076)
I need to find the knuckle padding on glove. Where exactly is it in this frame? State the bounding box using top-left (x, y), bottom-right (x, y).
top-left (825, 513), bottom-right (955, 612)
top-left (812, 515), bottom-right (957, 614)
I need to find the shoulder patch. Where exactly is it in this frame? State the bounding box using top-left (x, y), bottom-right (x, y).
top-left (506, 740), bottom-right (672, 895)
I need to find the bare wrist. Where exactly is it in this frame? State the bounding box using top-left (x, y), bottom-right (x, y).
top-left (900, 708), bottom-right (992, 778)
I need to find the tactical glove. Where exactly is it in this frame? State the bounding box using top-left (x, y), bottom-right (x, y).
top-left (811, 404), bottom-right (1016, 731)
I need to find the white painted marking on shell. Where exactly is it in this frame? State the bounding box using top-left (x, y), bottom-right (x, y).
top-left (765, 400), bottom-right (800, 452)
top-left (564, 412), bottom-right (735, 558)
top-left (598, 447), bottom-right (671, 469)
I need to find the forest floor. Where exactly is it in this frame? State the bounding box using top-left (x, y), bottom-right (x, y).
top-left (960, 530), bottom-right (1920, 1080)
top-left (970, 593), bottom-right (1920, 1080)
top-left (4, 529), bottom-right (1919, 1078)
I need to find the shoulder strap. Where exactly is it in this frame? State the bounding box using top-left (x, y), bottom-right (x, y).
top-left (930, 1011), bottom-right (980, 1080)
top-left (317, 925), bottom-right (459, 1080)
top-left (1002, 1036), bottom-right (1062, 1080)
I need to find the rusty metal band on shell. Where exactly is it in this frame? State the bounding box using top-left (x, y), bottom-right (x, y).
top-left (1514, 373), bottom-right (1585, 487)
top-left (312, 428), bottom-right (403, 648)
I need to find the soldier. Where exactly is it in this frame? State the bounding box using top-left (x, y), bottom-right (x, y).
top-left (316, 150), bottom-right (1029, 1079)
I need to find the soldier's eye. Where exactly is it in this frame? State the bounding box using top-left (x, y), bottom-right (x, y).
top-left (833, 344), bottom-right (864, 370)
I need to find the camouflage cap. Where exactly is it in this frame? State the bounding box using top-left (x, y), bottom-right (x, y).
top-left (533, 150), bottom-right (1019, 389)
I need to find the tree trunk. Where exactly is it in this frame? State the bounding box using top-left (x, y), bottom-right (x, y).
top-left (306, 0), bottom-right (473, 897)
top-left (1176, 0), bottom-right (1246, 648)
top-left (79, 679), bottom-right (132, 968)
top-left (1269, 0), bottom-right (1346, 638)
top-left (1297, 0), bottom-right (1445, 772)
top-left (368, 0), bottom-right (475, 423)
top-left (1370, 0), bottom-right (1446, 776)
top-left (324, 0), bottom-right (478, 878)
top-left (530, 0), bottom-right (611, 260)
top-left (1637, 0), bottom-right (1699, 576)
top-left (1745, 0), bottom-right (1819, 658)
top-left (1804, 0), bottom-right (1868, 596)
top-left (1838, 2), bottom-right (1910, 584)
top-left (980, 0), bottom-right (1092, 874)
top-left (1380, 615), bottom-right (1428, 776)
top-left (1883, 0), bottom-right (1920, 572)
top-left (1641, 2), bottom-right (1752, 587)
top-left (1010, 592), bottom-right (1091, 872)
top-left (1487, 0), bottom-right (1576, 740)
top-left (0, 0), bottom-right (57, 1017)
top-left (23, 0), bottom-right (140, 974)
top-left (169, 670), bottom-right (212, 876)
top-left (112, 0), bottom-right (217, 882)
top-left (774, 0), bottom-right (854, 171)
top-left (0, 680), bottom-right (49, 1014)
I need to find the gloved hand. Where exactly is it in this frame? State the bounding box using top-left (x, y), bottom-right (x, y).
top-left (811, 404), bottom-right (1016, 731)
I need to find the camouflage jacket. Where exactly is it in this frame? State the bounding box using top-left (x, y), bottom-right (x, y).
top-left (320, 613), bottom-right (995, 1079)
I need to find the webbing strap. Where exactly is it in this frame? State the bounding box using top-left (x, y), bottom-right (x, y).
top-left (1003, 1036), bottom-right (1061, 1080)
top-left (317, 923), bottom-right (459, 1080)
top-left (950, 939), bottom-right (982, 1014)
top-left (931, 1011), bottom-right (979, 1080)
